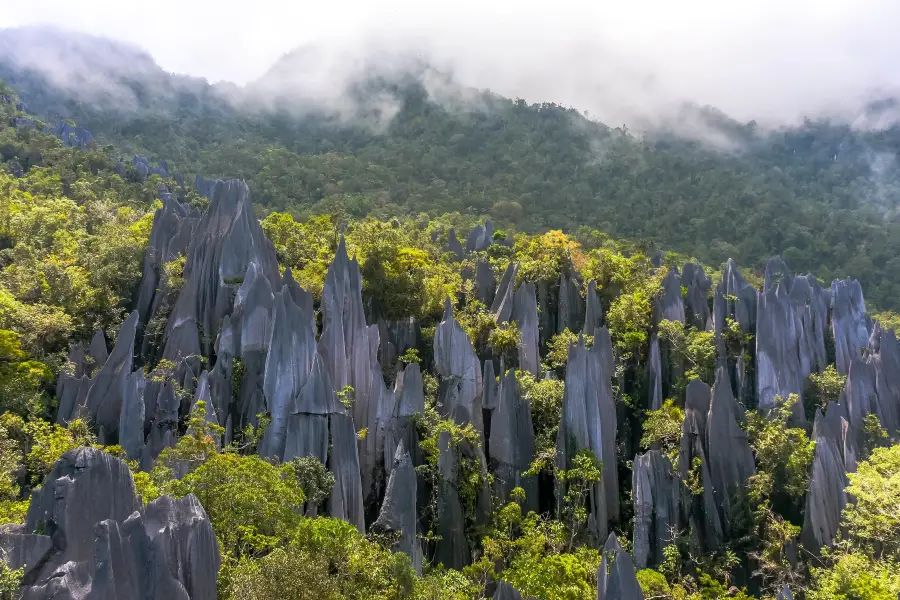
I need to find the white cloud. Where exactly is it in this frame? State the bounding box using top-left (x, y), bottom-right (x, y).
top-left (2, 0), bottom-right (900, 126)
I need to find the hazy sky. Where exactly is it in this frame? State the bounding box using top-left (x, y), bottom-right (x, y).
top-left (3, 0), bottom-right (900, 126)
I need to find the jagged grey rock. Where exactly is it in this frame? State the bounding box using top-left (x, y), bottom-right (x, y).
top-left (648, 334), bottom-right (663, 411)
top-left (482, 360), bottom-right (499, 411)
top-left (843, 357), bottom-right (878, 434)
top-left (475, 259), bottom-right (497, 306)
top-left (706, 367), bottom-right (755, 532)
top-left (163, 180), bottom-right (279, 361)
top-left (558, 272), bottom-right (584, 334)
top-left (26, 448), bottom-right (140, 567)
top-left (493, 582), bottom-right (525, 600)
top-left (777, 586), bottom-right (794, 600)
top-left (679, 380), bottom-right (722, 551)
top-left (681, 262), bottom-right (711, 329)
top-left (434, 432), bottom-right (470, 569)
top-left (790, 275), bottom-right (829, 378)
top-left (260, 282), bottom-right (316, 460)
top-left (491, 262), bottom-right (519, 324)
top-left (377, 317), bottom-right (420, 370)
top-left (372, 442), bottom-right (422, 574)
top-left (328, 412), bottom-right (366, 532)
top-left (597, 533), bottom-right (645, 600)
top-left (119, 371), bottom-right (147, 460)
top-left (868, 323), bottom-right (900, 436)
top-left (831, 278), bottom-right (871, 375)
top-left (435, 299), bottom-right (484, 433)
top-left (466, 221), bottom-right (494, 252)
top-left (88, 330), bottom-right (109, 376)
top-left (557, 332), bottom-right (618, 542)
top-left (47, 120), bottom-right (93, 149)
top-left (143, 494), bottom-right (220, 600)
top-left (513, 282), bottom-right (540, 376)
top-left (489, 371), bottom-right (537, 510)
top-left (632, 450), bottom-right (679, 569)
top-left (583, 280), bottom-right (603, 334)
top-left (385, 363), bottom-right (425, 480)
top-left (19, 448), bottom-right (220, 600)
top-left (801, 409), bottom-right (849, 553)
top-left (84, 311), bottom-right (139, 443)
top-left (0, 533), bottom-right (53, 581)
top-left (446, 228), bottom-right (464, 261)
top-left (756, 280), bottom-right (805, 422)
top-left (656, 267), bottom-right (686, 324)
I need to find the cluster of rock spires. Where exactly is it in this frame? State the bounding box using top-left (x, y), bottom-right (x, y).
top-left (22, 172), bottom-right (900, 599)
top-left (0, 447), bottom-right (219, 600)
top-left (13, 117), bottom-right (94, 150)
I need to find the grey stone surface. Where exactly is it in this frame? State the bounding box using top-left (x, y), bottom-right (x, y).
top-left (681, 262), bottom-right (711, 329)
top-left (372, 442), bottom-right (422, 573)
top-left (491, 262), bottom-right (519, 324)
top-left (163, 179), bottom-right (279, 361)
top-left (446, 228), bottom-right (464, 261)
top-left (831, 278), bottom-right (871, 375)
top-left (489, 371), bottom-right (537, 510)
top-left (556, 330), bottom-right (619, 542)
top-left (756, 279), bottom-right (805, 422)
top-left (475, 259), bottom-right (497, 306)
top-left (648, 333), bottom-right (663, 411)
top-left (583, 280), bottom-right (603, 334)
top-left (706, 367), bottom-right (755, 532)
top-left (632, 450), bottom-right (679, 569)
top-left (493, 582), bottom-right (525, 600)
top-left (597, 533), bottom-right (645, 600)
top-left (260, 282), bottom-right (316, 460)
top-left (120, 371), bottom-right (147, 460)
top-left (435, 299), bottom-right (484, 433)
top-left (558, 272), bottom-right (584, 335)
top-left (656, 267), bottom-right (686, 325)
top-left (84, 311), bottom-right (139, 443)
top-left (513, 282), bottom-right (540, 376)
top-left (801, 409), bottom-right (849, 553)
top-left (434, 431), bottom-right (470, 570)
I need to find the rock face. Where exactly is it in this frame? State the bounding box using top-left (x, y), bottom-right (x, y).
top-left (647, 334), bottom-right (663, 411)
top-left (372, 442), bottom-right (422, 573)
top-left (583, 280), bottom-right (603, 334)
top-left (435, 299), bottom-right (484, 433)
top-left (558, 272), bottom-right (584, 334)
top-left (632, 450), bottom-right (678, 569)
top-left (466, 221), bottom-right (494, 253)
top-left (678, 379), bottom-right (723, 552)
top-left (557, 330), bottom-right (618, 543)
top-left (492, 262), bottom-right (519, 325)
top-left (17, 448), bottom-right (219, 600)
top-left (706, 367), bottom-right (755, 533)
top-left (489, 371), bottom-right (537, 510)
top-left (163, 179), bottom-right (279, 362)
top-left (656, 267), bottom-right (685, 325)
top-left (756, 279), bottom-right (805, 421)
top-left (493, 581), bottom-right (526, 600)
top-left (513, 282), bottom-right (540, 376)
top-left (596, 533), bottom-right (645, 600)
top-left (46, 120), bottom-right (93, 149)
top-left (831, 278), bottom-right (871, 375)
top-left (681, 262), bottom-right (711, 329)
top-left (802, 409), bottom-right (849, 553)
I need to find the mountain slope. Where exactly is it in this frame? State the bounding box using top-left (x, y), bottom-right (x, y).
top-left (4, 26), bottom-right (900, 310)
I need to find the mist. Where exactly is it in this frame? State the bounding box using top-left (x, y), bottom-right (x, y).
top-left (2, 0), bottom-right (900, 130)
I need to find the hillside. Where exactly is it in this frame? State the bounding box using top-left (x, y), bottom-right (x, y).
top-left (4, 27), bottom-right (900, 312)
top-left (0, 80), bottom-right (899, 600)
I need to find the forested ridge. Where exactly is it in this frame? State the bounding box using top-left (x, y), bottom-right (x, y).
top-left (4, 27), bottom-right (900, 311)
top-left (0, 77), bottom-right (899, 600)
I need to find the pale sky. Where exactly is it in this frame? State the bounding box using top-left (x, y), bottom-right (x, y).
top-left (2, 0), bottom-right (900, 126)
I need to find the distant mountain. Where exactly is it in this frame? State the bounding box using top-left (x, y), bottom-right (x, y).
top-left (4, 25), bottom-right (900, 310)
